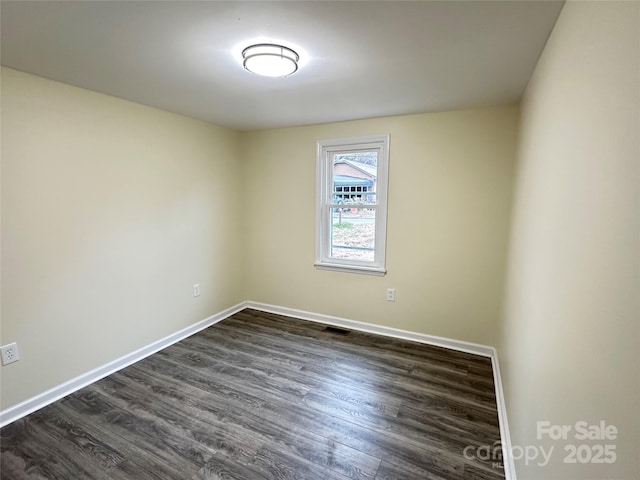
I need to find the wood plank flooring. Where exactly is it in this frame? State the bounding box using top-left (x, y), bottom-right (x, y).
top-left (1, 309), bottom-right (505, 480)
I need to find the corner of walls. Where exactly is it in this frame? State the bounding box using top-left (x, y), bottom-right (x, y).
top-left (241, 106), bottom-right (519, 348)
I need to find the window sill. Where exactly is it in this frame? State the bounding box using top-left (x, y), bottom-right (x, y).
top-left (314, 262), bottom-right (386, 276)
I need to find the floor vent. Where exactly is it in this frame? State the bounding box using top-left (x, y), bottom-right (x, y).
top-left (324, 326), bottom-right (351, 335)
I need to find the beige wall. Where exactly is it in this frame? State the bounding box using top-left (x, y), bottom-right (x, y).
top-left (500, 2), bottom-right (639, 479)
top-left (0, 70), bottom-right (518, 413)
top-left (242, 106), bottom-right (518, 346)
top-left (0, 68), bottom-right (245, 409)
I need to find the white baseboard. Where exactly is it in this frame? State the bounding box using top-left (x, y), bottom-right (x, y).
top-left (0, 302), bottom-right (247, 428)
top-left (0, 299), bottom-right (515, 480)
top-left (246, 300), bottom-right (516, 480)
top-left (246, 301), bottom-right (495, 357)
top-left (490, 353), bottom-right (517, 480)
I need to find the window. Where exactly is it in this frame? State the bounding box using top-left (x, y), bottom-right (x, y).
top-left (315, 134), bottom-right (390, 275)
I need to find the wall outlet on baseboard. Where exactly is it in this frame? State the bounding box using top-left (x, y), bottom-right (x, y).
top-left (193, 284), bottom-right (201, 297)
top-left (386, 288), bottom-right (396, 302)
top-left (1, 343), bottom-right (20, 365)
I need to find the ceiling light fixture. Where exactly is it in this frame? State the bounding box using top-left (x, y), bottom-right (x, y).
top-left (242, 43), bottom-right (299, 77)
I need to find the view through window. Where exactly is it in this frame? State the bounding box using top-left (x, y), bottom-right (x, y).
top-left (331, 151), bottom-right (378, 262)
top-left (316, 135), bottom-right (389, 275)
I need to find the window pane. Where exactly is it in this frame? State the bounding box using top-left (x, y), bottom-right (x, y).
top-left (332, 152), bottom-right (378, 206)
top-left (317, 134), bottom-right (389, 274)
top-left (330, 208), bottom-right (376, 262)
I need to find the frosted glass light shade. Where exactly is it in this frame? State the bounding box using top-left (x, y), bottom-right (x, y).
top-left (242, 44), bottom-right (299, 77)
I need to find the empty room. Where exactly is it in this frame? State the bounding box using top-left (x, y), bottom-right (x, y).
top-left (1, 1), bottom-right (638, 479)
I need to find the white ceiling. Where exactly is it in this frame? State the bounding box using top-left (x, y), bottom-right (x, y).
top-left (1, 1), bottom-right (564, 131)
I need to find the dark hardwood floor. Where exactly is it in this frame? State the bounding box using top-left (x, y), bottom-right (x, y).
top-left (1, 309), bottom-right (505, 479)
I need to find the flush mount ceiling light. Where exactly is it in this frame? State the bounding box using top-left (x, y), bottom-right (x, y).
top-left (242, 43), bottom-right (299, 77)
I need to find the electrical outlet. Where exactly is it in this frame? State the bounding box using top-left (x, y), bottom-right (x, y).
top-left (386, 288), bottom-right (396, 302)
top-left (193, 284), bottom-right (201, 297)
top-left (1, 342), bottom-right (19, 366)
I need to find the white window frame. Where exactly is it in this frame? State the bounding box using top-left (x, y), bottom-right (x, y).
top-left (315, 134), bottom-right (390, 275)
